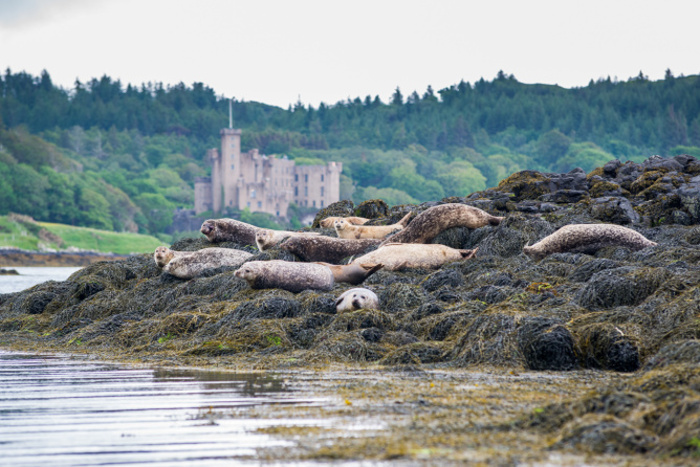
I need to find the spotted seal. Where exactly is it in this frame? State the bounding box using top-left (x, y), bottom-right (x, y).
top-left (279, 236), bottom-right (381, 263)
top-left (255, 229), bottom-right (321, 251)
top-left (319, 216), bottom-right (369, 228)
top-left (153, 246), bottom-right (253, 279)
top-left (380, 203), bottom-right (503, 245)
top-left (335, 288), bottom-right (380, 312)
top-left (350, 243), bottom-right (478, 271)
top-left (522, 223), bottom-right (657, 261)
top-left (234, 260), bottom-right (335, 292)
top-left (200, 218), bottom-right (259, 245)
top-left (334, 212), bottom-right (412, 240)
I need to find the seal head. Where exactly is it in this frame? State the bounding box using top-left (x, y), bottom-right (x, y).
top-left (335, 287), bottom-right (380, 312)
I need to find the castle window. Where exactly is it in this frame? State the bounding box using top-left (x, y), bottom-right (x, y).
top-left (294, 187), bottom-right (298, 196)
top-left (321, 186), bottom-right (325, 197)
top-left (258, 201), bottom-right (262, 208)
top-left (247, 202), bottom-right (251, 208)
top-left (231, 164), bottom-right (235, 170)
top-left (321, 174), bottom-right (325, 182)
top-left (321, 201), bottom-right (324, 207)
top-left (313, 200), bottom-right (316, 207)
top-left (295, 174), bottom-right (298, 182)
top-left (304, 186), bottom-right (308, 196)
top-left (250, 189), bottom-right (256, 199)
top-left (305, 174), bottom-right (308, 182)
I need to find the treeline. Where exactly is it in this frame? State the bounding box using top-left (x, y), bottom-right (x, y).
top-left (1, 68), bottom-right (700, 233)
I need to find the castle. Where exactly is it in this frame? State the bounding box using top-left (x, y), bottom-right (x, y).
top-left (194, 127), bottom-right (342, 218)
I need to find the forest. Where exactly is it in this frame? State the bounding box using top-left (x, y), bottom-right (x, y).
top-left (1, 68), bottom-right (699, 236)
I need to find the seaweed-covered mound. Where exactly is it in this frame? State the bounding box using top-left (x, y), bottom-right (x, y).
top-left (3, 155), bottom-right (700, 460)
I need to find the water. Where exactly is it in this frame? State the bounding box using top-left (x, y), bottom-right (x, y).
top-left (0, 351), bottom-right (325, 466)
top-left (0, 267), bottom-right (83, 294)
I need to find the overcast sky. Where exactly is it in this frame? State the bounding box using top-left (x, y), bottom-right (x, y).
top-left (1, 0), bottom-right (698, 109)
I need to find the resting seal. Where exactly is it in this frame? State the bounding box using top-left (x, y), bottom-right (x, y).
top-left (255, 229), bottom-right (321, 251)
top-left (316, 262), bottom-right (383, 285)
top-left (200, 218), bottom-right (259, 245)
top-left (335, 212), bottom-right (412, 240)
top-left (235, 260), bottom-right (335, 292)
top-left (351, 243), bottom-right (478, 271)
top-left (154, 246), bottom-right (253, 279)
top-left (523, 223), bottom-right (657, 261)
top-left (320, 216), bottom-right (369, 228)
top-left (381, 203), bottom-right (503, 245)
top-left (335, 288), bottom-right (380, 312)
top-left (279, 236), bottom-right (381, 263)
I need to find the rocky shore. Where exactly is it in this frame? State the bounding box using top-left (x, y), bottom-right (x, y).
top-left (0, 248), bottom-right (129, 267)
top-left (1, 155), bottom-right (699, 463)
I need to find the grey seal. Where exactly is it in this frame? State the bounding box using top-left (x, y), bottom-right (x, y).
top-left (234, 260), bottom-right (335, 292)
top-left (200, 218), bottom-right (259, 245)
top-left (381, 203), bottom-right (503, 245)
top-left (335, 288), bottom-right (380, 312)
top-left (279, 236), bottom-right (381, 263)
top-left (154, 246), bottom-right (253, 279)
top-left (351, 243), bottom-right (478, 271)
top-left (522, 223), bottom-right (657, 261)
top-left (255, 229), bottom-right (321, 251)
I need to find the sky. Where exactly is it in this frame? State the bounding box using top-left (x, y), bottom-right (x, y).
top-left (1, 0), bottom-right (699, 109)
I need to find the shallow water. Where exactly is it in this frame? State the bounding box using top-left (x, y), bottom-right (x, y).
top-left (0, 267), bottom-right (83, 294)
top-left (0, 351), bottom-right (325, 466)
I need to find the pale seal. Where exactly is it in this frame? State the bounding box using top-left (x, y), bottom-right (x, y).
top-left (154, 246), bottom-right (253, 279)
top-left (315, 262), bottom-right (383, 285)
top-left (279, 236), bottom-right (381, 264)
top-left (200, 218), bottom-right (259, 245)
top-left (335, 212), bottom-right (412, 240)
top-left (380, 203), bottom-right (504, 245)
top-left (522, 223), bottom-right (657, 261)
top-left (255, 229), bottom-right (321, 251)
top-left (319, 216), bottom-right (369, 228)
top-left (234, 260), bottom-right (335, 293)
top-left (335, 288), bottom-right (380, 312)
top-left (350, 243), bottom-right (478, 271)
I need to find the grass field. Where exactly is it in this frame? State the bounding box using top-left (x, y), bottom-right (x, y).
top-left (0, 215), bottom-right (165, 254)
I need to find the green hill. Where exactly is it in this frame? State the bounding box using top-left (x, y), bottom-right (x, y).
top-left (0, 214), bottom-right (163, 254)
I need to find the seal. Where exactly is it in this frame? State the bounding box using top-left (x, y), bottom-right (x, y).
top-left (255, 229), bottom-right (321, 251)
top-left (200, 218), bottom-right (259, 245)
top-left (315, 262), bottom-right (383, 285)
top-left (154, 246), bottom-right (253, 279)
top-left (334, 212), bottom-right (412, 240)
top-left (335, 287), bottom-right (380, 312)
top-left (319, 216), bottom-right (369, 228)
top-left (234, 260), bottom-right (335, 293)
top-left (522, 223), bottom-right (657, 261)
top-left (350, 243), bottom-right (478, 271)
top-left (380, 203), bottom-right (504, 245)
top-left (279, 235), bottom-right (381, 263)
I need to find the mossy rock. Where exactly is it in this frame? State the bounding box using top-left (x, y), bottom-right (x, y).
top-left (553, 413), bottom-right (656, 454)
top-left (574, 323), bottom-right (641, 372)
top-left (355, 199), bottom-right (389, 219)
top-left (378, 342), bottom-right (446, 365)
top-left (576, 266), bottom-right (670, 310)
top-left (493, 170), bottom-right (552, 202)
top-left (517, 317), bottom-right (578, 371)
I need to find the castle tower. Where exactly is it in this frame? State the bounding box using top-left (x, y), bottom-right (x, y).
top-left (219, 127), bottom-right (242, 210)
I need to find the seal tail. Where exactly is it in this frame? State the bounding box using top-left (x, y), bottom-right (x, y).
top-left (397, 212), bottom-right (413, 227)
top-left (489, 216), bottom-right (505, 226)
top-left (459, 247), bottom-right (478, 259)
top-left (360, 263), bottom-right (383, 281)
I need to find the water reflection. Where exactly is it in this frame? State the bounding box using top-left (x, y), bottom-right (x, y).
top-left (0, 351), bottom-right (323, 466)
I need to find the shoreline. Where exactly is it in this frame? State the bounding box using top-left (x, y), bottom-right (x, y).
top-left (0, 248), bottom-right (132, 267)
